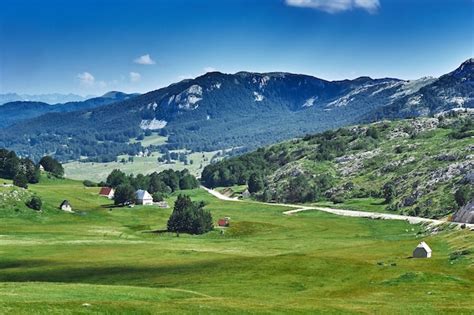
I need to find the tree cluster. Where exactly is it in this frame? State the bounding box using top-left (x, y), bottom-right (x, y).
top-left (105, 168), bottom-right (200, 206)
top-left (39, 156), bottom-right (64, 177)
top-left (0, 148), bottom-right (40, 188)
top-left (167, 195), bottom-right (213, 235)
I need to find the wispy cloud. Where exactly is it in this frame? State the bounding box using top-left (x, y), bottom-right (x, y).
top-left (77, 72), bottom-right (95, 86)
top-left (130, 72), bottom-right (141, 83)
top-left (134, 54), bottom-right (156, 65)
top-left (285, 0), bottom-right (380, 14)
top-left (203, 66), bottom-right (217, 73)
top-left (178, 74), bottom-right (194, 80)
top-left (77, 72), bottom-right (109, 90)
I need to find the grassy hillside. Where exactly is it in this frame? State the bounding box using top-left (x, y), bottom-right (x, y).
top-left (0, 176), bottom-right (473, 313)
top-left (202, 113), bottom-right (473, 219)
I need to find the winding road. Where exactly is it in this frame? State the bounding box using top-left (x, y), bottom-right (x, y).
top-left (201, 186), bottom-right (473, 229)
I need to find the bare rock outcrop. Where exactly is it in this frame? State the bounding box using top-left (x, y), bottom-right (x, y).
top-left (452, 200), bottom-right (474, 224)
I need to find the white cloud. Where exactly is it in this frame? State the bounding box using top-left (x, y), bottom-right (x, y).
top-left (77, 72), bottom-right (95, 86)
top-left (203, 67), bottom-right (217, 73)
top-left (178, 74), bottom-right (195, 80)
top-left (130, 72), bottom-right (141, 83)
top-left (134, 54), bottom-right (156, 65)
top-left (285, 0), bottom-right (380, 14)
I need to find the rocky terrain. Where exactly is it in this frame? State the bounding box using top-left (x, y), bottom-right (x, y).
top-left (202, 112), bottom-right (473, 219)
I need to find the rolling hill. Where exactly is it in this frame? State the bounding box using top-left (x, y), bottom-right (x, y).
top-left (0, 59), bottom-right (472, 162)
top-left (202, 112), bottom-right (474, 220)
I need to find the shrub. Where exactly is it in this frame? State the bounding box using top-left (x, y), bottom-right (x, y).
top-left (366, 126), bottom-right (380, 139)
top-left (330, 195), bottom-right (345, 204)
top-left (82, 180), bottom-right (96, 187)
top-left (382, 182), bottom-right (396, 203)
top-left (454, 185), bottom-right (473, 207)
top-left (26, 196), bottom-right (42, 211)
top-left (152, 192), bottom-right (165, 202)
top-left (13, 173), bottom-right (28, 189)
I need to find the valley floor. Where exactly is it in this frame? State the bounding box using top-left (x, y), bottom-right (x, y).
top-left (0, 179), bottom-right (473, 314)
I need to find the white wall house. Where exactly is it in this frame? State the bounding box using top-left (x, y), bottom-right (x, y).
top-left (135, 190), bottom-right (153, 205)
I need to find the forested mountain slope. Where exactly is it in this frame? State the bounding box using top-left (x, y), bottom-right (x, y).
top-left (0, 60), bottom-right (471, 162)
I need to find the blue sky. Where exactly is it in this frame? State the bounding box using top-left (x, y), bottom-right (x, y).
top-left (0, 0), bottom-right (472, 95)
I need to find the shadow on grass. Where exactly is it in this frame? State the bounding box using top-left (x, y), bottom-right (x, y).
top-left (0, 254), bottom-right (311, 286)
top-left (0, 259), bottom-right (53, 270)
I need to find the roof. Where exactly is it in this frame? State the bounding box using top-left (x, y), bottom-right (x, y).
top-left (416, 241), bottom-right (432, 253)
top-left (60, 200), bottom-right (70, 207)
top-left (135, 189), bottom-right (152, 200)
top-left (99, 187), bottom-right (114, 195)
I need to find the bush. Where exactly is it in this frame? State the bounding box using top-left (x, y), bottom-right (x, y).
top-left (366, 126), bottom-right (380, 139)
top-left (82, 180), bottom-right (96, 187)
top-left (454, 185), bottom-right (473, 207)
top-left (152, 192), bottom-right (165, 202)
top-left (26, 196), bottom-right (42, 211)
top-left (167, 195), bottom-right (213, 235)
top-left (330, 195), bottom-right (345, 204)
top-left (382, 182), bottom-right (396, 203)
top-left (13, 173), bottom-right (28, 189)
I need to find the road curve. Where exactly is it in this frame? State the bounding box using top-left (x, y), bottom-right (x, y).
top-left (201, 186), bottom-right (473, 229)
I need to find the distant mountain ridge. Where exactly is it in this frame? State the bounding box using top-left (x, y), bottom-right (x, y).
top-left (0, 59), bottom-right (472, 161)
top-left (0, 93), bottom-right (94, 105)
top-left (0, 91), bottom-right (139, 128)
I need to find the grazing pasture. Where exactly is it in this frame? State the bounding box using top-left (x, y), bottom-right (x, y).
top-left (0, 178), bottom-right (472, 314)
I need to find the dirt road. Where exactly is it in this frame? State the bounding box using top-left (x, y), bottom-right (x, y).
top-left (201, 186), bottom-right (473, 228)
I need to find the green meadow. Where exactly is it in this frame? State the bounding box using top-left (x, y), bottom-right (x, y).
top-left (0, 177), bottom-right (473, 314)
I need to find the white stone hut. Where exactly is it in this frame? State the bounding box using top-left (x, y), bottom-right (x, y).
top-left (59, 200), bottom-right (72, 212)
top-left (413, 241), bottom-right (432, 258)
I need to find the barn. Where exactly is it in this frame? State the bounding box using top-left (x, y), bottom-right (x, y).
top-left (413, 241), bottom-right (432, 258)
top-left (99, 187), bottom-right (115, 199)
top-left (135, 190), bottom-right (153, 205)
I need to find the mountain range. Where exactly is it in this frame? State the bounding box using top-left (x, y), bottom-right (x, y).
top-left (0, 93), bottom-right (94, 106)
top-left (0, 92), bottom-right (139, 128)
top-left (0, 59), bottom-right (472, 162)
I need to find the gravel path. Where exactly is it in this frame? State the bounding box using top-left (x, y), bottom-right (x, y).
top-left (202, 186), bottom-right (473, 229)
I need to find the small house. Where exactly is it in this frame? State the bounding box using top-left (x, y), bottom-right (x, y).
top-left (99, 187), bottom-right (115, 199)
top-left (59, 200), bottom-right (72, 212)
top-left (413, 241), bottom-right (432, 258)
top-left (135, 190), bottom-right (153, 205)
top-left (218, 217), bottom-right (230, 227)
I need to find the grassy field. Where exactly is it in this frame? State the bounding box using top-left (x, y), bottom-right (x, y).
top-left (128, 134), bottom-right (169, 147)
top-left (0, 177), bottom-right (473, 314)
top-left (64, 151), bottom-right (217, 182)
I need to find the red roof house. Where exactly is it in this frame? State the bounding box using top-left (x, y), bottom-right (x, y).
top-left (99, 187), bottom-right (115, 199)
top-left (218, 218), bottom-right (230, 227)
